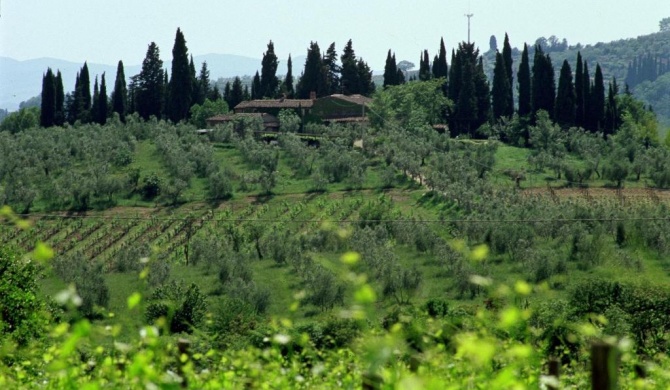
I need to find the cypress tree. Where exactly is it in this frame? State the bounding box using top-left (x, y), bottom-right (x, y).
top-left (112, 61), bottom-right (127, 120)
top-left (92, 76), bottom-right (100, 124)
top-left (251, 71), bottom-right (261, 99)
top-left (168, 28), bottom-right (193, 122)
top-left (396, 69), bottom-right (406, 85)
top-left (223, 81), bottom-right (232, 107)
top-left (357, 59), bottom-right (375, 96)
top-left (79, 62), bottom-right (91, 114)
top-left (383, 50), bottom-right (398, 88)
top-left (136, 42), bottom-right (164, 120)
top-left (323, 43), bottom-right (340, 95)
top-left (243, 85), bottom-right (250, 101)
top-left (448, 49), bottom-right (461, 102)
top-left (517, 44), bottom-right (531, 117)
top-left (297, 41), bottom-right (326, 98)
top-left (260, 41), bottom-right (279, 98)
top-left (433, 38), bottom-right (449, 95)
top-left (502, 33), bottom-right (513, 107)
top-left (575, 52), bottom-right (585, 128)
top-left (69, 72), bottom-right (81, 124)
top-left (97, 73), bottom-right (108, 125)
top-left (230, 77), bottom-right (244, 109)
top-left (40, 68), bottom-right (56, 127)
top-left (590, 63), bottom-right (606, 132)
top-left (474, 57), bottom-right (491, 129)
top-left (197, 61), bottom-right (211, 104)
top-left (555, 59), bottom-right (576, 127)
top-left (340, 40), bottom-right (360, 95)
top-left (281, 54), bottom-right (295, 98)
top-left (55, 70), bottom-right (65, 126)
top-left (189, 55), bottom-right (198, 107)
top-left (582, 61), bottom-right (592, 130)
top-left (419, 50), bottom-right (431, 81)
top-left (605, 77), bottom-right (619, 136)
top-left (531, 45), bottom-right (555, 117)
top-left (455, 57), bottom-right (477, 137)
top-left (492, 52), bottom-right (513, 120)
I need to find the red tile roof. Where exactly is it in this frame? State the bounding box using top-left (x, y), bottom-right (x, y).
top-left (235, 99), bottom-right (314, 110)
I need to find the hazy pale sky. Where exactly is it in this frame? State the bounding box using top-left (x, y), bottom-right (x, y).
top-left (1, 0), bottom-right (667, 69)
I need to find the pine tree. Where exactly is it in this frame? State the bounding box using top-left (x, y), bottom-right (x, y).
top-left (517, 44), bottom-right (531, 117)
top-left (251, 71), bottom-right (261, 99)
top-left (260, 41), bottom-right (279, 98)
top-left (575, 52), bottom-right (585, 127)
top-left (168, 28), bottom-right (193, 122)
top-left (531, 45), bottom-right (555, 118)
top-left (297, 42), bottom-right (326, 98)
top-left (323, 43), bottom-right (340, 95)
top-left (340, 40), bottom-right (361, 95)
top-left (589, 63), bottom-right (606, 132)
top-left (136, 42), bottom-right (164, 120)
top-left (40, 68), bottom-right (56, 127)
top-left (197, 61), bottom-right (211, 104)
top-left (230, 77), bottom-right (244, 109)
top-left (112, 61), bottom-right (127, 120)
top-left (97, 73), bottom-right (108, 125)
top-left (383, 50), bottom-right (399, 88)
top-left (55, 70), bottom-right (65, 126)
top-left (502, 33), bottom-right (513, 108)
top-left (419, 50), bottom-right (431, 81)
top-left (555, 60), bottom-right (576, 127)
top-left (492, 52), bottom-right (513, 120)
top-left (281, 54), bottom-right (295, 98)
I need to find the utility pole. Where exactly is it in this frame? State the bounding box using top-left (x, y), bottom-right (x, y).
top-left (465, 13), bottom-right (474, 43)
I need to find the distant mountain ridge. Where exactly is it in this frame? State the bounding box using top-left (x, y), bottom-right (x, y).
top-left (0, 54), bottom-right (304, 111)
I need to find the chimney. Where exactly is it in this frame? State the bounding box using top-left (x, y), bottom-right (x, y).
top-left (310, 91), bottom-right (316, 101)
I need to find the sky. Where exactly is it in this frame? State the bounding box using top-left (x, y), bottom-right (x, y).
top-left (0, 0), bottom-right (668, 71)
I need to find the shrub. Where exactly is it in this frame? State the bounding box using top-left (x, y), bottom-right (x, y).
top-left (145, 280), bottom-right (207, 334)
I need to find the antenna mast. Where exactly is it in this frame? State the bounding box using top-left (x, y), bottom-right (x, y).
top-left (465, 13), bottom-right (474, 43)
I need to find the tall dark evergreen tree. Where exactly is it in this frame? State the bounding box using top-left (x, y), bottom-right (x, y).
top-left (40, 68), bottom-right (56, 127)
top-left (230, 77), bottom-right (244, 109)
top-left (432, 38), bottom-right (449, 95)
top-left (188, 55), bottom-right (197, 107)
top-left (79, 62), bottom-right (92, 116)
top-left (69, 72), bottom-right (81, 123)
top-left (112, 61), bottom-right (127, 120)
top-left (383, 50), bottom-right (399, 88)
top-left (419, 50), bottom-right (432, 81)
top-left (455, 56), bottom-right (477, 136)
top-left (92, 76), bottom-right (100, 124)
top-left (281, 54), bottom-right (295, 98)
top-left (554, 60), bottom-right (576, 127)
top-left (260, 41), bottom-right (279, 98)
top-left (492, 52), bottom-right (513, 120)
top-left (97, 73), bottom-right (108, 125)
top-left (136, 42), bottom-right (164, 120)
top-left (55, 70), bottom-right (65, 126)
top-left (448, 49), bottom-right (461, 102)
top-left (197, 61), bottom-right (211, 104)
top-left (297, 41), bottom-right (326, 98)
top-left (574, 52), bottom-right (585, 128)
top-left (517, 44), bottom-right (531, 117)
top-left (589, 64), bottom-right (606, 132)
top-left (357, 59), bottom-right (375, 96)
top-left (168, 28), bottom-right (193, 122)
top-left (474, 57), bottom-right (491, 127)
top-left (323, 43), bottom-right (340, 95)
top-left (605, 78), bottom-right (619, 136)
top-left (243, 85), bottom-right (250, 101)
top-left (340, 40), bottom-right (361, 95)
top-left (531, 45), bottom-right (555, 118)
top-left (502, 33), bottom-right (513, 108)
top-left (582, 61), bottom-right (592, 130)
top-left (251, 71), bottom-right (262, 99)
top-left (223, 81), bottom-right (232, 107)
